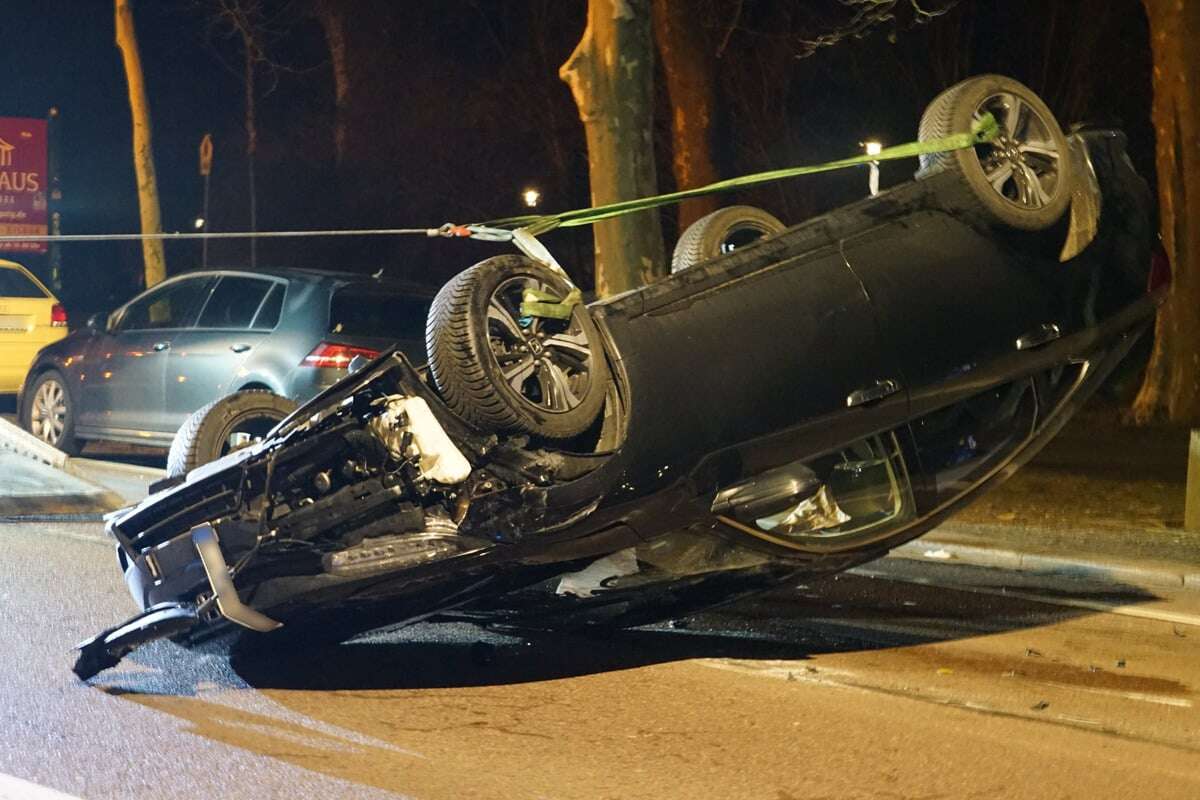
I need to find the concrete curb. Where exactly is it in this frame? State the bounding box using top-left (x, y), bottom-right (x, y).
top-left (0, 414), bottom-right (68, 468)
top-left (0, 418), bottom-right (126, 513)
top-left (891, 538), bottom-right (1200, 592)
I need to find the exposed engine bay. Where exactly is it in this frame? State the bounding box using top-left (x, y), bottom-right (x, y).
top-left (76, 353), bottom-right (627, 679)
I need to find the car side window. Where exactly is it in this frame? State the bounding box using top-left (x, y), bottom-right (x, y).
top-left (117, 276), bottom-right (216, 332)
top-left (195, 276), bottom-right (275, 330)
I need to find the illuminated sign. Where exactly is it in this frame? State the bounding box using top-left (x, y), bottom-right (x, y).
top-left (0, 117), bottom-right (48, 254)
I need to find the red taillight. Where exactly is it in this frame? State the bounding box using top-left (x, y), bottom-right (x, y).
top-left (1148, 242), bottom-right (1171, 294)
top-left (51, 303), bottom-right (68, 327)
top-left (302, 342), bottom-right (380, 369)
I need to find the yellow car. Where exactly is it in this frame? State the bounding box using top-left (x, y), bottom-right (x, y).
top-left (0, 258), bottom-right (68, 394)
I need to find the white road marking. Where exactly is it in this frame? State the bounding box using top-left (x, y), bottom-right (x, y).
top-left (17, 526), bottom-right (109, 546)
top-left (0, 772), bottom-right (84, 800)
top-left (1035, 680), bottom-right (1194, 708)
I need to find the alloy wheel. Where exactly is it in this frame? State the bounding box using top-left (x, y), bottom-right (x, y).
top-left (486, 276), bottom-right (595, 414)
top-left (973, 92), bottom-right (1062, 209)
top-left (30, 378), bottom-right (67, 446)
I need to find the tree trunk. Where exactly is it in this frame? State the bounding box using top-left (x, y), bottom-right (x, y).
top-left (1131, 0), bottom-right (1200, 425)
top-left (242, 29), bottom-right (258, 270)
top-left (114, 0), bottom-right (166, 288)
top-left (561, 0), bottom-right (664, 297)
top-left (652, 0), bottom-right (720, 231)
top-left (314, 0), bottom-right (350, 165)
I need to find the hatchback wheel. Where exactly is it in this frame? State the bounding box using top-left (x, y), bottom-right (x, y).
top-left (166, 389), bottom-right (297, 478)
top-left (23, 370), bottom-right (80, 455)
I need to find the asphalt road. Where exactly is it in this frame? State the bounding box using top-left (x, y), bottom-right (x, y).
top-left (1, 521), bottom-right (1197, 800)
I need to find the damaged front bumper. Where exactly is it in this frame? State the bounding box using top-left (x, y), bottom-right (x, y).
top-left (73, 522), bottom-right (282, 680)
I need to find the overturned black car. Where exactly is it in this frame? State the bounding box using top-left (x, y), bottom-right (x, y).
top-left (75, 76), bottom-right (1163, 679)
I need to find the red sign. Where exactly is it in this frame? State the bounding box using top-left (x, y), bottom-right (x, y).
top-left (0, 117), bottom-right (48, 254)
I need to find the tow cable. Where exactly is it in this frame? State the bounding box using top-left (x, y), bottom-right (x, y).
top-left (0, 114), bottom-right (999, 314)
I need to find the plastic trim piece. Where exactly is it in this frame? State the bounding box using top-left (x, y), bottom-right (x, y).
top-left (191, 524), bottom-right (282, 632)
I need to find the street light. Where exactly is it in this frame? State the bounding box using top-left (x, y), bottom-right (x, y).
top-left (193, 216), bottom-right (206, 230)
top-left (522, 187), bottom-right (542, 208)
top-left (863, 140), bottom-right (883, 197)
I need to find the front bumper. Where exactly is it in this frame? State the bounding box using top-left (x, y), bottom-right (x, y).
top-left (76, 522), bottom-right (282, 680)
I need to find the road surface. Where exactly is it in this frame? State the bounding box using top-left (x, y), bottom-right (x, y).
top-left (1, 520), bottom-right (1197, 799)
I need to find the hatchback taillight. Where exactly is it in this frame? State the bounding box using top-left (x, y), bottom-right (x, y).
top-left (51, 303), bottom-right (68, 327)
top-left (302, 342), bottom-right (380, 369)
top-left (1148, 242), bottom-right (1171, 294)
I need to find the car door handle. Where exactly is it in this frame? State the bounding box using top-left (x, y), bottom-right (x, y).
top-left (230, 343), bottom-right (252, 353)
top-left (1015, 323), bottom-right (1061, 351)
top-left (152, 341), bottom-right (170, 352)
top-left (846, 379), bottom-right (902, 408)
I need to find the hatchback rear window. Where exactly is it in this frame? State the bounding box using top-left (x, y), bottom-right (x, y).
top-left (0, 267), bottom-right (48, 298)
top-left (329, 287), bottom-right (431, 341)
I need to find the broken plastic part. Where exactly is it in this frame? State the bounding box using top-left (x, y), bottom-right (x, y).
top-left (756, 484), bottom-right (851, 533)
top-left (1059, 135), bottom-right (1102, 263)
top-left (192, 524), bottom-right (282, 632)
top-left (369, 395), bottom-right (472, 484)
top-left (555, 547), bottom-right (640, 598)
top-left (72, 602), bottom-right (200, 680)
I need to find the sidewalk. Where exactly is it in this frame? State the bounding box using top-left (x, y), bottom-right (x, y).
top-left (896, 402), bottom-right (1200, 590)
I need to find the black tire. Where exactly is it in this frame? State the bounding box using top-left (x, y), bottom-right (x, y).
top-left (426, 255), bottom-right (611, 439)
top-left (21, 369), bottom-right (80, 455)
top-left (166, 389), bottom-right (297, 478)
top-left (670, 205), bottom-right (786, 274)
top-left (915, 74), bottom-right (1073, 230)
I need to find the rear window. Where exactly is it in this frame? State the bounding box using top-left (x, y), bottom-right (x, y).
top-left (329, 287), bottom-right (430, 341)
top-left (0, 267), bottom-right (48, 298)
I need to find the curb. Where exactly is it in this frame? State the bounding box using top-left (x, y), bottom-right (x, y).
top-left (0, 419), bottom-right (127, 514)
top-left (891, 538), bottom-right (1200, 592)
top-left (0, 414), bottom-right (68, 468)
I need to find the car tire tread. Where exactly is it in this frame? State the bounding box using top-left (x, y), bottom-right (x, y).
top-left (426, 255), bottom-right (610, 438)
top-left (166, 389), bottom-right (296, 478)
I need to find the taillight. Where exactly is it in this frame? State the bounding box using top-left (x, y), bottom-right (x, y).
top-left (51, 303), bottom-right (68, 327)
top-left (302, 342), bottom-right (380, 369)
top-left (1148, 241), bottom-right (1171, 293)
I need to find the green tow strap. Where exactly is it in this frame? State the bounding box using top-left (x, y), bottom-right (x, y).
top-left (505, 113), bottom-right (999, 317)
top-left (489, 112), bottom-right (999, 238)
top-left (520, 286), bottom-right (582, 320)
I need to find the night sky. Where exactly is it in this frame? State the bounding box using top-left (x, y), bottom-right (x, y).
top-left (4, 1), bottom-right (257, 308)
top-left (0, 0), bottom-right (1155, 316)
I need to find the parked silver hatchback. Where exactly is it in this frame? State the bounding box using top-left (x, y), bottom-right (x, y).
top-left (19, 267), bottom-right (432, 464)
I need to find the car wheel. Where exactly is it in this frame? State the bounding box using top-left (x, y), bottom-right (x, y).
top-left (671, 205), bottom-right (786, 274)
top-left (22, 370), bottom-right (80, 455)
top-left (915, 74), bottom-right (1074, 230)
top-left (426, 255), bottom-right (611, 439)
top-left (166, 389), bottom-right (297, 478)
